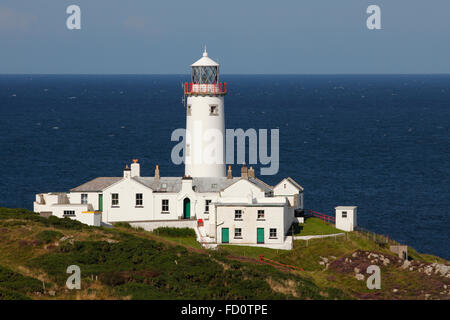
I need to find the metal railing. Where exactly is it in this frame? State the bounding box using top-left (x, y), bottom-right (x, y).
top-left (305, 209), bottom-right (336, 224)
top-left (184, 82), bottom-right (227, 95)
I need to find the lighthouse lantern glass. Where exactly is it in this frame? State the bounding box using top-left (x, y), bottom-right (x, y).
top-left (192, 66), bottom-right (218, 84)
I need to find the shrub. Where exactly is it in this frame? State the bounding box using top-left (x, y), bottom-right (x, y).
top-left (152, 227), bottom-right (196, 238)
top-left (36, 230), bottom-right (64, 244)
top-left (114, 222), bottom-right (132, 229)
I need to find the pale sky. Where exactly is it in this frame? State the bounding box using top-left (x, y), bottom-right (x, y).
top-left (0, 0), bottom-right (449, 74)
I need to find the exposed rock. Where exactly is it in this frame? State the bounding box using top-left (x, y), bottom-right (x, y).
top-left (392, 289), bottom-right (398, 293)
top-left (48, 290), bottom-right (56, 296)
top-left (355, 274), bottom-right (365, 281)
top-left (401, 260), bottom-right (411, 269)
top-left (354, 267), bottom-right (360, 274)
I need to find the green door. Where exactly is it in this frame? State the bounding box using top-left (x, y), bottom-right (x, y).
top-left (183, 198), bottom-right (190, 219)
top-left (222, 228), bottom-right (229, 243)
top-left (98, 194), bottom-right (103, 211)
top-left (257, 228), bottom-right (264, 244)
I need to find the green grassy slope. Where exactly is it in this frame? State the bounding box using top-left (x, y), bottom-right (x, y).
top-left (0, 208), bottom-right (448, 300)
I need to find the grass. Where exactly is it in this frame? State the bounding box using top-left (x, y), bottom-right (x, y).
top-left (0, 207), bottom-right (447, 300)
top-left (293, 218), bottom-right (342, 236)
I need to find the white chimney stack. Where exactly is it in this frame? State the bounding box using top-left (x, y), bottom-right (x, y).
top-left (131, 159), bottom-right (140, 177)
top-left (123, 164), bottom-right (131, 179)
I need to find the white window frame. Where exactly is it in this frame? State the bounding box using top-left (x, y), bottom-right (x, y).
top-left (162, 199), bottom-right (169, 213)
top-left (269, 228), bottom-right (277, 239)
top-left (111, 193), bottom-right (119, 206)
top-left (257, 210), bottom-right (265, 220)
top-left (136, 193), bottom-right (143, 207)
top-left (63, 210), bottom-right (75, 217)
top-left (205, 199), bottom-right (211, 213)
top-left (234, 210), bottom-right (242, 220)
top-left (342, 211), bottom-right (347, 218)
top-left (81, 193), bottom-right (88, 205)
top-left (234, 228), bottom-right (242, 239)
top-left (209, 105), bottom-right (218, 116)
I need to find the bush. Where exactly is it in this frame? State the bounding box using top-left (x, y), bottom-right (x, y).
top-left (36, 230), bottom-right (64, 244)
top-left (114, 222), bottom-right (132, 229)
top-left (152, 227), bottom-right (196, 238)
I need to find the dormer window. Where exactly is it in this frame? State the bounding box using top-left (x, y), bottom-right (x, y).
top-left (187, 105), bottom-right (192, 116)
top-left (209, 105), bottom-right (218, 115)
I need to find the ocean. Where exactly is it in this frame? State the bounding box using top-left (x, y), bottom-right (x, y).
top-left (0, 74), bottom-right (449, 259)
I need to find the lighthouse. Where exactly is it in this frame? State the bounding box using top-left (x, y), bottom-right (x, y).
top-left (184, 49), bottom-right (227, 178)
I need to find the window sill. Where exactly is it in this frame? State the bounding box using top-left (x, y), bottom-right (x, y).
top-left (257, 219), bottom-right (265, 221)
top-left (111, 206), bottom-right (120, 208)
top-left (234, 218), bottom-right (243, 221)
top-left (234, 237), bottom-right (243, 239)
top-left (269, 237), bottom-right (278, 239)
top-left (161, 211), bottom-right (170, 214)
top-left (204, 212), bottom-right (209, 214)
top-left (135, 206), bottom-right (144, 208)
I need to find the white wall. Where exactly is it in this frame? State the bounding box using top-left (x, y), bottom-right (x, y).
top-left (220, 179), bottom-right (265, 199)
top-left (103, 178), bottom-right (154, 223)
top-left (335, 206), bottom-right (357, 232)
top-left (215, 205), bottom-right (286, 245)
top-left (185, 95), bottom-right (225, 178)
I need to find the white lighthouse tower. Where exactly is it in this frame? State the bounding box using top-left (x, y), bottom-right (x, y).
top-left (184, 49), bottom-right (227, 178)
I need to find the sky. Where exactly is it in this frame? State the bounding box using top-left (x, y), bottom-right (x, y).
top-left (0, 0), bottom-right (449, 74)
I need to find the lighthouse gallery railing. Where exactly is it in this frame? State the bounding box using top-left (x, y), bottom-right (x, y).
top-left (184, 82), bottom-right (227, 95)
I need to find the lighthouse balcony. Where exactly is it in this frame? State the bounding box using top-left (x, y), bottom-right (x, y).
top-left (184, 82), bottom-right (227, 96)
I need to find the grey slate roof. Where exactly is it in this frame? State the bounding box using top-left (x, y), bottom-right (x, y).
top-left (70, 176), bottom-right (275, 194)
top-left (70, 177), bottom-right (122, 192)
top-left (133, 177), bottom-right (183, 193)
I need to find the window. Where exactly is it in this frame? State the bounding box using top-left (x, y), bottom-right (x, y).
top-left (136, 193), bottom-right (143, 206)
top-left (211, 183), bottom-right (217, 189)
top-left (186, 144), bottom-right (190, 157)
top-left (187, 105), bottom-right (192, 116)
top-left (81, 194), bottom-right (88, 204)
top-left (63, 210), bottom-right (75, 217)
top-left (342, 211), bottom-right (347, 218)
top-left (269, 228), bottom-right (277, 238)
top-left (205, 200), bottom-right (211, 213)
top-left (209, 105), bottom-right (218, 115)
top-left (234, 210), bottom-right (242, 220)
top-left (234, 228), bottom-right (242, 239)
top-left (162, 199), bottom-right (169, 212)
top-left (257, 210), bottom-right (265, 219)
top-left (111, 193), bottom-right (119, 206)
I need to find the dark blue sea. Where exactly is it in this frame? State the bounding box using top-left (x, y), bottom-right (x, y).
top-left (0, 75), bottom-right (449, 259)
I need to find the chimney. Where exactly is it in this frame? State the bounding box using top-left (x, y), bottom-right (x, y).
top-left (241, 163), bottom-right (248, 179)
top-left (248, 166), bottom-right (255, 178)
top-left (123, 164), bottom-right (131, 179)
top-left (155, 164), bottom-right (160, 180)
top-left (131, 159), bottom-right (140, 177)
top-left (227, 165), bottom-right (232, 179)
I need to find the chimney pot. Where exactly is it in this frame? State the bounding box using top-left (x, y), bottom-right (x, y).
top-left (227, 165), bottom-right (232, 179)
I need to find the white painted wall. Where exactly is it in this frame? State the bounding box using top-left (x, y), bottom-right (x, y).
top-left (215, 205), bottom-right (286, 245)
top-left (335, 206), bottom-right (357, 232)
top-left (220, 179), bottom-right (265, 199)
top-left (185, 95), bottom-right (225, 178)
top-left (102, 178), bottom-right (154, 223)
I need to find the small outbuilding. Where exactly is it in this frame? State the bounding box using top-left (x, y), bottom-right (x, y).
top-left (335, 206), bottom-right (357, 232)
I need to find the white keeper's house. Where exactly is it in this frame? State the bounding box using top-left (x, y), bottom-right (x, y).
top-left (34, 50), bottom-right (305, 249)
